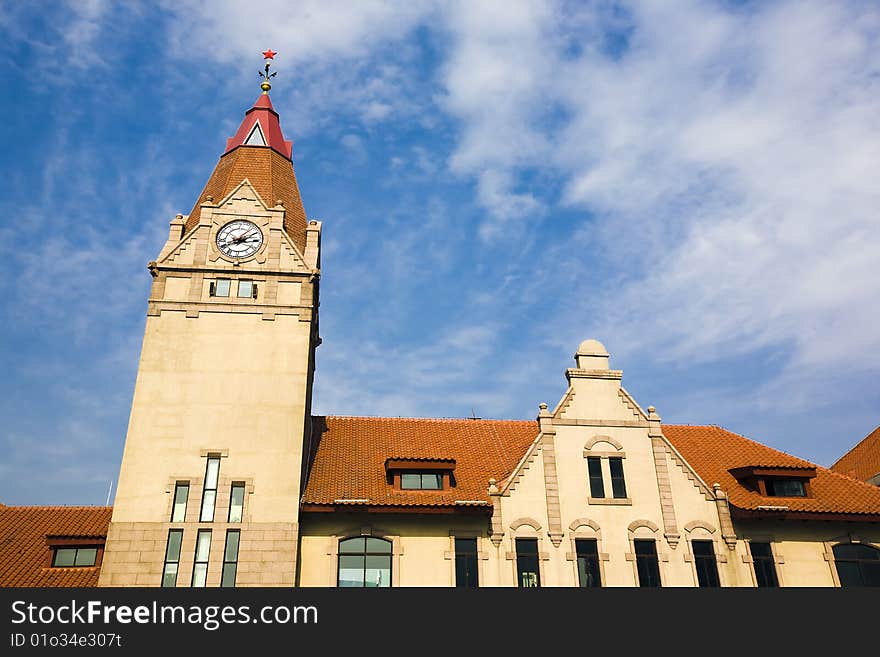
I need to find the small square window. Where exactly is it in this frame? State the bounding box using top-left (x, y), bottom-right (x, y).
top-left (237, 280), bottom-right (253, 298)
top-left (51, 546), bottom-right (97, 568)
top-left (213, 279), bottom-right (231, 297)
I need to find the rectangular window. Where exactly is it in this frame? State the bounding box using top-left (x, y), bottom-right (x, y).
top-left (515, 538), bottom-right (541, 588)
top-left (170, 482), bottom-right (189, 522)
top-left (51, 547), bottom-right (98, 568)
top-left (575, 538), bottom-right (602, 587)
top-left (454, 538), bottom-right (479, 588)
top-left (587, 457), bottom-right (605, 498)
top-left (191, 529), bottom-right (212, 587)
top-left (200, 456), bottom-right (220, 522)
top-left (692, 540), bottom-right (721, 587)
top-left (161, 529), bottom-right (183, 587)
top-left (609, 457), bottom-right (627, 499)
top-left (400, 473), bottom-right (443, 490)
top-left (237, 280), bottom-right (253, 298)
top-left (765, 479), bottom-right (806, 497)
top-left (228, 483), bottom-right (245, 523)
top-left (221, 530), bottom-right (240, 588)
top-left (634, 539), bottom-right (661, 587)
top-left (212, 278), bottom-right (231, 297)
top-left (749, 542), bottom-right (779, 587)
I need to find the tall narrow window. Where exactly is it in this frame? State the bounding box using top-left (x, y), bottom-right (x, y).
top-left (692, 540), bottom-right (720, 587)
top-left (455, 538), bottom-right (479, 588)
top-left (161, 529), bottom-right (183, 588)
top-left (228, 483), bottom-right (245, 523)
top-left (200, 457), bottom-right (220, 522)
top-left (609, 457), bottom-right (627, 499)
top-left (833, 544), bottom-right (880, 587)
top-left (192, 529), bottom-right (212, 587)
top-left (749, 542), bottom-right (779, 587)
top-left (587, 457), bottom-right (605, 498)
top-left (575, 538), bottom-right (602, 587)
top-left (515, 538), bottom-right (541, 588)
top-left (337, 537), bottom-right (392, 587)
top-left (171, 482), bottom-right (189, 522)
top-left (221, 530), bottom-right (240, 588)
top-left (634, 539), bottom-right (661, 587)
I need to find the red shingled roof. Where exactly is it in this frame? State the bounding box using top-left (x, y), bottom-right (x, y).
top-left (303, 416), bottom-right (539, 509)
top-left (663, 425), bottom-right (880, 518)
top-left (832, 426), bottom-right (880, 484)
top-left (0, 506), bottom-right (111, 587)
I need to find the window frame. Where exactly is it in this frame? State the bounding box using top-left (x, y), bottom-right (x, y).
top-left (399, 472), bottom-right (444, 490)
top-left (748, 541), bottom-right (779, 588)
top-left (336, 536), bottom-right (393, 588)
top-left (161, 529), bottom-right (183, 588)
top-left (237, 279), bottom-right (255, 298)
top-left (228, 482), bottom-right (245, 523)
top-left (210, 278), bottom-right (231, 298)
top-left (191, 529), bottom-right (212, 587)
top-left (50, 546), bottom-right (99, 568)
top-left (221, 529), bottom-right (240, 588)
top-left (608, 456), bottom-right (627, 499)
top-left (832, 542), bottom-right (880, 587)
top-left (583, 437), bottom-right (632, 506)
top-left (633, 538), bottom-right (662, 588)
top-left (454, 537), bottom-right (479, 588)
top-left (574, 538), bottom-right (602, 588)
top-left (199, 456), bottom-right (221, 522)
top-left (587, 457), bottom-right (605, 499)
top-left (170, 481), bottom-right (189, 523)
top-left (691, 539), bottom-right (721, 588)
top-left (515, 537), bottom-right (542, 588)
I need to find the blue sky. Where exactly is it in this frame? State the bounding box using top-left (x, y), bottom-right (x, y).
top-left (1, 0), bottom-right (878, 505)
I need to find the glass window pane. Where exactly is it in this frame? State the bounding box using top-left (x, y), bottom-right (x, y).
top-left (224, 530), bottom-right (240, 562)
top-left (195, 530), bottom-right (212, 562)
top-left (516, 538), bottom-right (541, 587)
top-left (587, 457), bottom-right (605, 498)
top-left (516, 538), bottom-right (538, 555)
top-left (338, 555), bottom-right (365, 587)
top-left (200, 489), bottom-right (216, 522)
top-left (575, 538), bottom-right (598, 557)
top-left (165, 530), bottom-right (183, 562)
top-left (835, 561), bottom-right (862, 587)
top-left (191, 563), bottom-right (208, 588)
top-left (221, 562), bottom-right (238, 588)
top-left (215, 279), bottom-right (230, 297)
top-left (421, 473), bottom-right (442, 489)
top-left (228, 484), bottom-right (245, 522)
top-left (400, 474), bottom-right (421, 489)
top-left (634, 540), bottom-right (660, 587)
top-left (171, 483), bottom-right (189, 522)
top-left (609, 457), bottom-right (627, 498)
top-left (52, 548), bottom-right (76, 567)
top-left (863, 562), bottom-right (880, 587)
top-left (205, 458), bottom-right (220, 489)
top-left (455, 538), bottom-right (477, 555)
top-left (692, 540), bottom-right (714, 557)
top-left (365, 555), bottom-right (392, 587)
top-left (161, 563), bottom-right (178, 588)
top-left (237, 280), bottom-right (253, 298)
top-left (749, 542), bottom-right (772, 559)
top-left (74, 547), bottom-right (97, 566)
top-left (766, 479), bottom-right (805, 497)
top-left (365, 537), bottom-right (392, 553)
top-left (455, 553), bottom-right (479, 588)
top-left (338, 537), bottom-right (366, 553)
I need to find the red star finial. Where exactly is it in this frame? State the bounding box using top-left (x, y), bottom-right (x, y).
top-left (262, 49), bottom-right (277, 60)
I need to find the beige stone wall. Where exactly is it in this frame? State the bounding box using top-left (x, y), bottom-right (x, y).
top-left (99, 181), bottom-right (319, 587)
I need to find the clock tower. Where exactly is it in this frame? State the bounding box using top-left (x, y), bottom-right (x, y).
top-left (99, 52), bottom-right (321, 587)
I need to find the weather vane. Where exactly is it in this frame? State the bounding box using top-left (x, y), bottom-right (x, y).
top-left (259, 49), bottom-right (278, 94)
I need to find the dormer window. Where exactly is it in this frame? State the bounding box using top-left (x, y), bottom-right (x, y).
top-left (401, 473), bottom-right (443, 490)
top-left (729, 466), bottom-right (816, 498)
top-left (765, 479), bottom-right (807, 497)
top-left (385, 458), bottom-right (455, 491)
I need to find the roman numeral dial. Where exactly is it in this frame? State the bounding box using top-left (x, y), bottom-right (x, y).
top-left (216, 220), bottom-right (264, 259)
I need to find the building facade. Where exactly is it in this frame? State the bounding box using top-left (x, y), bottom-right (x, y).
top-left (3, 63), bottom-right (879, 588)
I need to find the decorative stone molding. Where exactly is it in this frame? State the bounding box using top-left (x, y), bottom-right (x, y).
top-left (617, 388), bottom-right (645, 420)
top-left (539, 431), bottom-right (564, 547)
top-left (584, 435), bottom-right (624, 452)
top-left (565, 519), bottom-right (610, 587)
top-left (649, 431), bottom-right (680, 549)
top-left (663, 438), bottom-right (715, 501)
top-left (488, 479), bottom-right (504, 547)
top-left (327, 526), bottom-right (403, 587)
top-left (500, 432), bottom-right (543, 496)
top-left (711, 484), bottom-right (739, 550)
top-left (509, 517), bottom-right (542, 532)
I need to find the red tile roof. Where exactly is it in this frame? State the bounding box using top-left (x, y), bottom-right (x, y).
top-left (663, 425), bottom-right (880, 518)
top-left (302, 416), bottom-right (539, 509)
top-left (831, 426), bottom-right (880, 483)
top-left (0, 506), bottom-right (111, 587)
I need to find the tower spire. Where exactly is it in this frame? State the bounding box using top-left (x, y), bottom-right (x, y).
top-left (259, 48), bottom-right (278, 94)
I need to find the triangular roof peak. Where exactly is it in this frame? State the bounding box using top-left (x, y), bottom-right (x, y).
top-left (224, 93), bottom-right (293, 159)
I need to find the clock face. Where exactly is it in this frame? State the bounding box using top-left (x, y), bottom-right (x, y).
top-left (216, 220), bottom-right (264, 259)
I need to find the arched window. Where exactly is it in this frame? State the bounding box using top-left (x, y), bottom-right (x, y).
top-left (833, 543), bottom-right (880, 587)
top-left (337, 537), bottom-right (392, 587)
